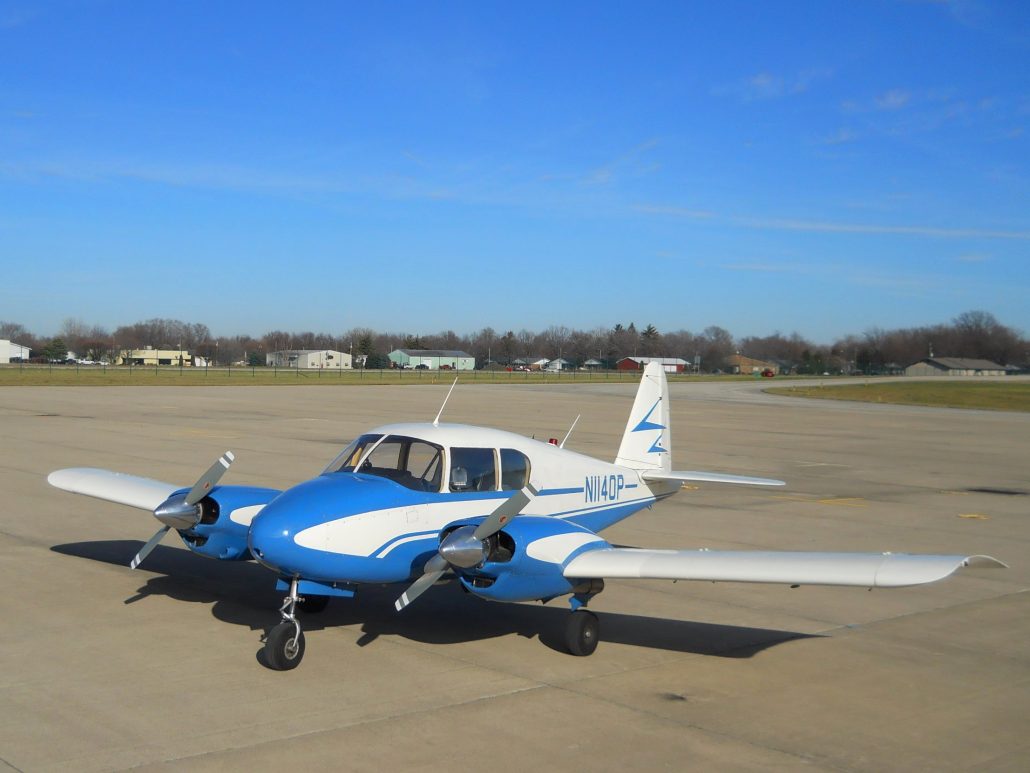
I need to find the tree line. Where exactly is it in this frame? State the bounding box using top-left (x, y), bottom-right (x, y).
top-left (1, 311), bottom-right (1026, 374)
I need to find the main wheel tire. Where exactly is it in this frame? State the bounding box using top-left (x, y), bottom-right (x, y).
top-left (565, 610), bottom-right (599, 656)
top-left (264, 622), bottom-right (306, 670)
top-left (298, 594), bottom-right (330, 614)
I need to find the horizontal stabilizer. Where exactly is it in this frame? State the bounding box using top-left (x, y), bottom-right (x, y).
top-left (643, 470), bottom-right (785, 487)
top-left (48, 468), bottom-right (180, 511)
top-left (563, 548), bottom-right (1005, 588)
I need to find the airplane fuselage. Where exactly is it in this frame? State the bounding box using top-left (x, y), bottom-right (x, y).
top-left (246, 422), bottom-right (663, 588)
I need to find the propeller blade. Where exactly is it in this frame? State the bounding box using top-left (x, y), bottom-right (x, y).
top-left (472, 485), bottom-right (536, 541)
top-left (131, 525), bottom-right (171, 569)
top-left (395, 485), bottom-right (537, 612)
top-left (395, 554), bottom-right (449, 611)
top-left (184, 451), bottom-right (235, 506)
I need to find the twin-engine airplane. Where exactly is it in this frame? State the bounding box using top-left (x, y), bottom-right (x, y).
top-left (49, 364), bottom-right (1004, 669)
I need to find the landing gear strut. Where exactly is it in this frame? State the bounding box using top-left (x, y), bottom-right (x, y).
top-left (264, 578), bottom-right (306, 670)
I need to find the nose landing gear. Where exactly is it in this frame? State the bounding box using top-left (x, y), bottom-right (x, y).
top-left (264, 578), bottom-right (306, 670)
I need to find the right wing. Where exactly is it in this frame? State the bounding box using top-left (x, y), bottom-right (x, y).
top-left (642, 470), bottom-right (785, 487)
top-left (48, 468), bottom-right (181, 511)
top-left (563, 548), bottom-right (1005, 588)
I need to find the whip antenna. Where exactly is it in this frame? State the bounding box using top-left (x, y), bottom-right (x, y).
top-left (559, 414), bottom-right (581, 448)
top-left (433, 378), bottom-right (459, 427)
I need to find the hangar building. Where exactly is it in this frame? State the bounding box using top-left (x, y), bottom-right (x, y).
top-left (116, 348), bottom-right (192, 366)
top-left (904, 357), bottom-right (1006, 377)
top-left (266, 350), bottom-right (352, 369)
top-left (0, 339), bottom-right (32, 363)
top-left (388, 349), bottom-right (475, 370)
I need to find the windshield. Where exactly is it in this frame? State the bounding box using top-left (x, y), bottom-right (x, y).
top-left (322, 434), bottom-right (383, 474)
top-left (330, 434), bottom-right (444, 492)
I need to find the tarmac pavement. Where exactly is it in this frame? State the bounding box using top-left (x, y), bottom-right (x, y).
top-left (0, 379), bottom-right (1026, 771)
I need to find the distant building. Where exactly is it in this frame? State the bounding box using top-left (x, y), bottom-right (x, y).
top-left (544, 357), bottom-right (572, 372)
top-left (616, 356), bottom-right (688, 373)
top-left (582, 358), bottom-right (604, 370)
top-left (266, 350), bottom-right (352, 369)
top-left (725, 354), bottom-right (779, 375)
top-left (0, 339), bottom-right (31, 363)
top-left (513, 357), bottom-right (551, 371)
top-left (904, 357), bottom-right (1006, 377)
top-left (116, 347), bottom-right (192, 366)
top-left (387, 349), bottom-right (475, 370)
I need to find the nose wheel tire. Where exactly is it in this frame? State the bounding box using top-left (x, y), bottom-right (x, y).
top-left (565, 610), bottom-right (599, 656)
top-left (264, 621), bottom-right (306, 670)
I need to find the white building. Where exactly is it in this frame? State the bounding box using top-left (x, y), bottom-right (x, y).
top-left (266, 350), bottom-right (353, 369)
top-left (544, 358), bottom-right (572, 372)
top-left (116, 348), bottom-right (192, 366)
top-left (0, 339), bottom-right (32, 363)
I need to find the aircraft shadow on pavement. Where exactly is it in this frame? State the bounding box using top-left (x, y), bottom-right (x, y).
top-left (51, 540), bottom-right (818, 659)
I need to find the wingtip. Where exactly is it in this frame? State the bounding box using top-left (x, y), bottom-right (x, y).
top-left (965, 554), bottom-right (1007, 569)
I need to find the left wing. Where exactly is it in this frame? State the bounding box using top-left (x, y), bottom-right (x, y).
top-left (563, 548), bottom-right (1005, 587)
top-left (48, 468), bottom-right (180, 511)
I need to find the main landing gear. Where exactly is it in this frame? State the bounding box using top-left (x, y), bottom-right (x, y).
top-left (564, 581), bottom-right (603, 657)
top-left (264, 578), bottom-right (306, 670)
top-left (565, 609), bottom-right (599, 656)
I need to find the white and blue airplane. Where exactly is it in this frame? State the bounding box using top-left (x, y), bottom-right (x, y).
top-left (48, 363), bottom-right (1004, 669)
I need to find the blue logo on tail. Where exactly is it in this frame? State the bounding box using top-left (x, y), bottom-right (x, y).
top-left (633, 398), bottom-right (667, 454)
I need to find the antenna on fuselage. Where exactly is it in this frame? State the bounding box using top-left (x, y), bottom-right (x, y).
top-left (559, 414), bottom-right (581, 448)
top-left (433, 377), bottom-right (459, 427)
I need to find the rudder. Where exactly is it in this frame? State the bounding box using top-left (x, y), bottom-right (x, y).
top-left (615, 362), bottom-right (671, 472)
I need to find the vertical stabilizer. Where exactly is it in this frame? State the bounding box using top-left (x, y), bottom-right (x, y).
top-left (615, 362), bottom-right (672, 472)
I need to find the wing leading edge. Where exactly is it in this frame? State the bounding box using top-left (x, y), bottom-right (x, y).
top-left (563, 548), bottom-right (1005, 588)
top-left (48, 468), bottom-right (180, 511)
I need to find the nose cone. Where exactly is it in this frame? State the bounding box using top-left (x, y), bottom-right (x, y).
top-left (248, 473), bottom-right (425, 582)
top-left (248, 477), bottom-right (337, 574)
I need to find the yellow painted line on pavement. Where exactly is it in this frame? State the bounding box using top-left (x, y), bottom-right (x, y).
top-left (770, 494), bottom-right (868, 508)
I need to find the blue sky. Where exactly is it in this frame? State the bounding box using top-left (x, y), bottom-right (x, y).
top-left (1, 0), bottom-right (1028, 342)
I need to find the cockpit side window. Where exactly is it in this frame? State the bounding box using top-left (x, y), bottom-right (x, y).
top-left (500, 448), bottom-right (531, 490)
top-left (450, 447), bottom-right (497, 492)
top-left (355, 435), bottom-right (444, 492)
top-left (323, 434), bottom-right (383, 474)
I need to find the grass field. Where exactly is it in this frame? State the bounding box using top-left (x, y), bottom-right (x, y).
top-left (767, 380), bottom-right (1030, 412)
top-left (0, 364), bottom-right (758, 387)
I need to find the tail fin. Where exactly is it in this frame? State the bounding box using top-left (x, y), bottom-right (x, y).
top-left (615, 362), bottom-right (671, 472)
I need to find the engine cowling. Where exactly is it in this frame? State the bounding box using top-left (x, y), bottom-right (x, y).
top-left (173, 485), bottom-right (281, 561)
top-left (455, 516), bottom-right (610, 602)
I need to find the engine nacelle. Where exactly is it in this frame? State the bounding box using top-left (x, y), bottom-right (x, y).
top-left (176, 485), bottom-right (282, 561)
top-left (458, 516), bottom-right (610, 603)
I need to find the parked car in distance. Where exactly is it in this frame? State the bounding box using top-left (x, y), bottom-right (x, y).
top-left (761, 369), bottom-right (775, 378)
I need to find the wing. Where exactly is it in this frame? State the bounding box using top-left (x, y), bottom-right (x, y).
top-left (563, 548), bottom-right (1005, 588)
top-left (48, 468), bottom-right (180, 511)
top-left (642, 470), bottom-right (785, 487)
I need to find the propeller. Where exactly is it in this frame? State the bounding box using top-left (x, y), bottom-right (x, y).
top-left (395, 485), bottom-right (536, 611)
top-left (131, 451), bottom-right (235, 569)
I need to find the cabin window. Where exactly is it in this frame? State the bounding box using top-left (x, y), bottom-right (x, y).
top-left (322, 434), bottom-right (383, 474)
top-left (357, 435), bottom-right (444, 491)
top-left (450, 447), bottom-right (497, 492)
top-left (500, 448), bottom-right (531, 490)
top-left (405, 440), bottom-right (443, 491)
